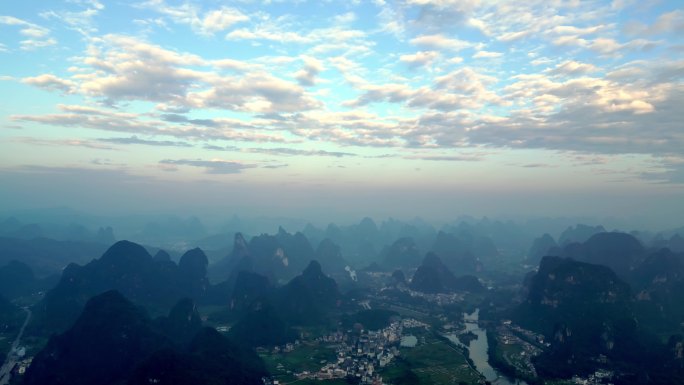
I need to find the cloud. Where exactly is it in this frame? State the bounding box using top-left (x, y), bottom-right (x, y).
top-left (159, 159), bottom-right (256, 174)
top-left (0, 15), bottom-right (56, 50)
top-left (207, 145), bottom-right (357, 158)
top-left (11, 104), bottom-right (296, 143)
top-left (187, 72), bottom-right (321, 112)
top-left (201, 7), bottom-right (249, 34)
top-left (38, 0), bottom-right (104, 36)
top-left (409, 34), bottom-right (472, 51)
top-left (22, 35), bottom-right (321, 114)
top-left (140, 1), bottom-right (247, 36)
top-left (497, 30), bottom-right (531, 42)
top-left (226, 28), bottom-right (310, 44)
top-left (405, 0), bottom-right (480, 31)
top-left (294, 56), bottom-right (325, 87)
top-left (520, 163), bottom-right (556, 168)
top-left (22, 74), bottom-right (75, 93)
top-left (547, 60), bottom-right (598, 76)
top-left (99, 135), bottom-right (193, 147)
top-left (347, 67), bottom-right (502, 112)
top-left (624, 10), bottom-right (684, 36)
top-left (3, 0), bottom-right (684, 180)
top-left (641, 164), bottom-right (684, 185)
top-left (400, 51), bottom-right (440, 68)
top-left (14, 137), bottom-right (114, 150)
top-left (472, 50), bottom-right (502, 59)
top-left (404, 154), bottom-right (483, 162)
top-left (262, 163), bottom-right (289, 169)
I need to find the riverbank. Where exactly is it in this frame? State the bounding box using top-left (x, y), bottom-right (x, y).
top-left (445, 309), bottom-right (529, 385)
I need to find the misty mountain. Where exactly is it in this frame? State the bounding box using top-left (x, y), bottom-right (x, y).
top-left (558, 224), bottom-right (606, 246)
top-left (442, 218), bottom-right (530, 259)
top-left (306, 219), bottom-right (382, 267)
top-left (391, 269), bottom-right (407, 286)
top-left (153, 298), bottom-right (203, 346)
top-left (24, 290), bottom-right (266, 385)
top-left (381, 237), bottom-right (422, 270)
top-left (271, 260), bottom-right (340, 325)
top-left (630, 248), bottom-right (684, 334)
top-left (314, 238), bottom-right (349, 274)
top-left (31, 241), bottom-right (214, 334)
top-left (0, 294), bottom-right (23, 334)
top-left (513, 256), bottom-right (640, 377)
top-left (0, 216), bottom-right (116, 244)
top-left (666, 234), bottom-right (684, 253)
top-left (410, 253), bottom-right (484, 294)
top-left (228, 303), bottom-right (298, 348)
top-left (210, 229), bottom-right (322, 284)
top-left (24, 290), bottom-right (174, 385)
top-left (430, 231), bottom-right (479, 274)
top-left (0, 236), bottom-right (110, 277)
top-left (129, 327), bottom-right (267, 385)
top-left (177, 248), bottom-right (210, 300)
top-left (563, 232), bottom-right (645, 276)
top-left (136, 216), bottom-right (207, 246)
top-left (208, 232), bottom-right (250, 283)
top-left (527, 233), bottom-right (558, 264)
top-left (227, 270), bottom-right (273, 313)
top-left (0, 260), bottom-right (37, 299)
top-left (223, 260), bottom-right (340, 346)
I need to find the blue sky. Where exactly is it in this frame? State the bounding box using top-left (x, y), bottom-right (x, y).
top-left (0, 0), bottom-right (683, 225)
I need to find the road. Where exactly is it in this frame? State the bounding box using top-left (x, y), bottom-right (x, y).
top-left (0, 308), bottom-right (32, 385)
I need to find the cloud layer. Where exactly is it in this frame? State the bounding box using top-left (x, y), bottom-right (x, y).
top-left (1, 0), bottom-right (683, 186)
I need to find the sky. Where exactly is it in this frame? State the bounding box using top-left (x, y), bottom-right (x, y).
top-left (0, 0), bottom-right (683, 227)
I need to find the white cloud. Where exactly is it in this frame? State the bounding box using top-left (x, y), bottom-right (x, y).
top-left (22, 74), bottom-right (76, 93)
top-left (547, 60), bottom-right (598, 76)
top-left (159, 158), bottom-right (256, 174)
top-left (410, 34), bottom-right (473, 51)
top-left (39, 0), bottom-right (104, 36)
top-left (11, 104), bottom-right (296, 143)
top-left (346, 67), bottom-right (502, 112)
top-left (20, 35), bottom-right (320, 114)
top-left (400, 51), bottom-right (440, 68)
top-left (201, 7), bottom-right (248, 34)
top-left (472, 50), bottom-right (502, 59)
top-left (0, 15), bottom-right (56, 50)
top-left (497, 30), bottom-right (530, 42)
top-left (140, 1), bottom-right (247, 36)
top-left (625, 10), bottom-right (684, 36)
top-left (293, 56), bottom-right (325, 86)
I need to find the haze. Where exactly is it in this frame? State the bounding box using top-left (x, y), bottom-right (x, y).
top-left (1, 0), bottom-right (683, 228)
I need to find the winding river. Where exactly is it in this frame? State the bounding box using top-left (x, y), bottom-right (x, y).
top-left (446, 309), bottom-right (528, 385)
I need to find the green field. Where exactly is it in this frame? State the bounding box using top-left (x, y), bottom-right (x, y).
top-left (261, 343), bottom-right (339, 383)
top-left (382, 331), bottom-right (482, 385)
top-left (497, 341), bottom-right (527, 370)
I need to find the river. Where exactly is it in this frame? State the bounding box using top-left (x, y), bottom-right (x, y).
top-left (445, 309), bottom-right (528, 385)
top-left (0, 307), bottom-right (32, 385)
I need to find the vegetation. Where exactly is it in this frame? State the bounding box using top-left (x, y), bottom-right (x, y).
top-left (382, 330), bottom-right (482, 385)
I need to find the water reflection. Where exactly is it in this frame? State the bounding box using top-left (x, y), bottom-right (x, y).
top-left (446, 309), bottom-right (528, 385)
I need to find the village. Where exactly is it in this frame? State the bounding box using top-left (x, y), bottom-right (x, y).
top-left (262, 318), bottom-right (430, 385)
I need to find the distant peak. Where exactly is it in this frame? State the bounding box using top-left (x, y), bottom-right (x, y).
top-left (303, 260), bottom-right (323, 276)
top-left (101, 240), bottom-right (151, 262)
top-left (422, 252), bottom-right (443, 266)
top-left (179, 248), bottom-right (208, 265)
top-left (153, 250), bottom-right (171, 262)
